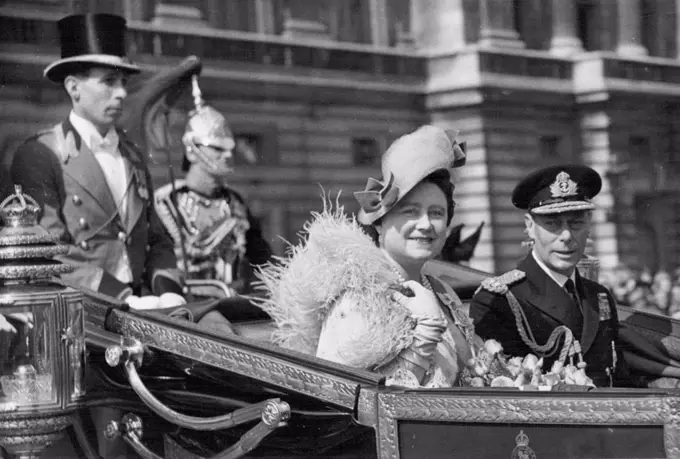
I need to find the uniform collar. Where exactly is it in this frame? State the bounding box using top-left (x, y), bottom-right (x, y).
top-left (68, 111), bottom-right (118, 152)
top-left (531, 250), bottom-right (576, 288)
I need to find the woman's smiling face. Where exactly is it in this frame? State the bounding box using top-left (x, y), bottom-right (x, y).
top-left (378, 181), bottom-right (450, 268)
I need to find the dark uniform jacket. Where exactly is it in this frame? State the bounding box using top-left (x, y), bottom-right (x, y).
top-left (10, 118), bottom-right (183, 299)
top-left (469, 254), bottom-right (628, 387)
top-left (155, 180), bottom-right (272, 293)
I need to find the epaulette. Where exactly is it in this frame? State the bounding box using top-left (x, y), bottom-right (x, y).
top-left (478, 269), bottom-right (526, 295)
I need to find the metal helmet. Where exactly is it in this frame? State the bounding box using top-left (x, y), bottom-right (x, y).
top-left (182, 75), bottom-right (235, 171)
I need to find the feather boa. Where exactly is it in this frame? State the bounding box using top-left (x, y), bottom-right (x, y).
top-left (253, 199), bottom-right (414, 369)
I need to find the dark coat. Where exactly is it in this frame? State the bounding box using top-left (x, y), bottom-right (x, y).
top-left (469, 254), bottom-right (629, 387)
top-left (10, 118), bottom-right (183, 298)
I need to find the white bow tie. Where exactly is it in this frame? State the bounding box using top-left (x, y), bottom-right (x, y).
top-left (90, 131), bottom-right (120, 154)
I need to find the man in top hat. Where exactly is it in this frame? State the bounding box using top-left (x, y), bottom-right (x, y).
top-left (469, 164), bottom-right (631, 387)
top-left (11, 14), bottom-right (185, 303)
top-left (154, 75), bottom-right (272, 295)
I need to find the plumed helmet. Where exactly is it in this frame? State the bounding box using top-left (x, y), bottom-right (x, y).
top-left (183, 75), bottom-right (234, 152)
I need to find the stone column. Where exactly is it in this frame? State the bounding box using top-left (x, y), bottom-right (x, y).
top-left (411, 0), bottom-right (465, 52)
top-left (616, 0), bottom-right (647, 56)
top-left (550, 0), bottom-right (583, 56)
top-left (254, 0), bottom-right (275, 35)
top-left (478, 0), bottom-right (524, 49)
top-left (369, 0), bottom-right (389, 46)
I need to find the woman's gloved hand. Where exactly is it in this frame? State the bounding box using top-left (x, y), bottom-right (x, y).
top-left (391, 280), bottom-right (442, 317)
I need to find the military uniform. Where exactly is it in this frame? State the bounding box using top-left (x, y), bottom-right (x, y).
top-left (155, 180), bottom-right (271, 292)
top-left (470, 254), bottom-right (627, 387)
top-left (469, 164), bottom-right (630, 387)
top-left (11, 118), bottom-right (183, 299)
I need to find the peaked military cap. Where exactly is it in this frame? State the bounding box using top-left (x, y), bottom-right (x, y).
top-left (512, 164), bottom-right (602, 215)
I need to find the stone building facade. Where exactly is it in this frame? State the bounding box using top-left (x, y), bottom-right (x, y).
top-left (1, 0), bottom-right (680, 275)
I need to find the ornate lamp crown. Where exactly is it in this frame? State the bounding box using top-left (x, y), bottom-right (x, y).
top-left (0, 185), bottom-right (41, 229)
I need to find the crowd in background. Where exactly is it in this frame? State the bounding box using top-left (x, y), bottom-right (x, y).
top-left (601, 266), bottom-right (680, 318)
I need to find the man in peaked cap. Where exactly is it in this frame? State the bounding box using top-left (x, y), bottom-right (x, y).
top-left (11, 14), bottom-right (185, 304)
top-left (469, 164), bottom-right (632, 388)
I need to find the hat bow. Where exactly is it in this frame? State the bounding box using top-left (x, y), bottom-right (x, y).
top-left (354, 174), bottom-right (400, 214)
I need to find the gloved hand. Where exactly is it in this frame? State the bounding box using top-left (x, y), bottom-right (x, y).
top-left (125, 295), bottom-right (162, 310)
top-left (391, 280), bottom-right (442, 317)
top-left (125, 293), bottom-right (187, 310)
top-left (159, 293), bottom-right (187, 308)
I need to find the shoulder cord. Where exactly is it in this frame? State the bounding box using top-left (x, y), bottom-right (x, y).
top-left (505, 290), bottom-right (585, 368)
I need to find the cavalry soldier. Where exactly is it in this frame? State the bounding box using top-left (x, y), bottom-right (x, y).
top-left (11, 14), bottom-right (185, 303)
top-left (469, 165), bottom-right (631, 387)
top-left (154, 76), bottom-right (272, 295)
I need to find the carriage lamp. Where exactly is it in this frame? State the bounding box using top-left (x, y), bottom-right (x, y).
top-left (0, 185), bottom-right (86, 458)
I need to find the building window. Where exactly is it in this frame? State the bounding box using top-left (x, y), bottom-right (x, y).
top-left (539, 135), bottom-right (561, 159)
top-left (387, 0), bottom-right (412, 47)
top-left (352, 137), bottom-right (380, 166)
top-left (512, 0), bottom-right (524, 39)
top-left (640, 0), bottom-right (655, 56)
top-left (234, 133), bottom-right (262, 165)
top-left (577, 0), bottom-right (597, 51)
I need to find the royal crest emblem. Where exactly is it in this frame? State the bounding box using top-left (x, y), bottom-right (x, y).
top-left (549, 171), bottom-right (578, 198)
top-left (511, 430), bottom-right (537, 459)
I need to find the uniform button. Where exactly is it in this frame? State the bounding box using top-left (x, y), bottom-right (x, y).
top-left (145, 245), bottom-right (151, 252)
top-left (80, 240), bottom-right (89, 250)
top-left (117, 231), bottom-right (127, 242)
top-left (78, 218), bottom-right (89, 229)
top-left (72, 195), bottom-right (82, 206)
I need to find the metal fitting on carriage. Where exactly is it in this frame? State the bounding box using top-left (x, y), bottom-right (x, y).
top-left (105, 336), bottom-right (145, 368)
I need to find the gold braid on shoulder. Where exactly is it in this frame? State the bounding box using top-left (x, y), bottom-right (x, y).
top-left (478, 269), bottom-right (586, 370)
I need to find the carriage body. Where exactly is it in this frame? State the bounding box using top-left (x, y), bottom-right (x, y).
top-left (75, 260), bottom-right (680, 459)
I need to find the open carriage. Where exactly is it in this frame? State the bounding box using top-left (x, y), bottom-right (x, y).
top-left (2, 234), bottom-right (680, 459)
top-left (2, 57), bottom-right (680, 459)
top-left (79, 261), bottom-right (680, 459)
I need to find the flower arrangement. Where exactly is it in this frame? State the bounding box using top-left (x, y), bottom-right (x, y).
top-left (465, 339), bottom-right (594, 390)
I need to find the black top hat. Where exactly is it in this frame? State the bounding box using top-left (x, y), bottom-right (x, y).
top-left (512, 164), bottom-right (602, 215)
top-left (44, 14), bottom-right (140, 83)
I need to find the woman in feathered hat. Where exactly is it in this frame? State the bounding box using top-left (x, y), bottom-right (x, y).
top-left (256, 126), bottom-right (481, 387)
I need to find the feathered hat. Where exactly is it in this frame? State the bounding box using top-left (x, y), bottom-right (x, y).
top-left (354, 125), bottom-right (467, 225)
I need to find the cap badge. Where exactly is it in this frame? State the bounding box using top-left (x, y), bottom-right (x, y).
top-left (549, 171), bottom-right (578, 198)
